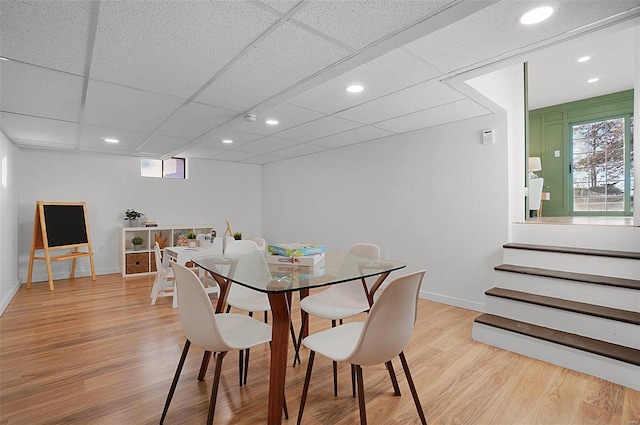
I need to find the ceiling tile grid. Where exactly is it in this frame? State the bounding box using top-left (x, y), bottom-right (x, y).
top-left (0, 0), bottom-right (92, 75)
top-left (194, 21), bottom-right (352, 111)
top-left (306, 125), bottom-right (395, 149)
top-left (1, 113), bottom-right (79, 147)
top-left (154, 102), bottom-right (239, 140)
top-left (287, 47), bottom-right (442, 114)
top-left (272, 115), bottom-right (362, 142)
top-left (90, 0), bottom-right (279, 99)
top-left (235, 136), bottom-right (300, 155)
top-left (79, 124), bottom-right (149, 153)
top-left (0, 60), bottom-right (84, 122)
top-left (83, 80), bottom-right (185, 134)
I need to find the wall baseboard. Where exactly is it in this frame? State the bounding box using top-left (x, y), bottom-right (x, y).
top-left (0, 278), bottom-right (21, 316)
top-left (20, 267), bottom-right (121, 286)
top-left (420, 290), bottom-right (485, 313)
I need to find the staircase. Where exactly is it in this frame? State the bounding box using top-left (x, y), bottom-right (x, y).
top-left (472, 225), bottom-right (640, 390)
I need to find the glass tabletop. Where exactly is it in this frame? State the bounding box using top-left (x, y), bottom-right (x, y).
top-left (192, 250), bottom-right (406, 293)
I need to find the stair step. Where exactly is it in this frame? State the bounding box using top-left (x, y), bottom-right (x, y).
top-left (503, 243), bottom-right (640, 261)
top-left (474, 313), bottom-right (640, 366)
top-left (494, 264), bottom-right (640, 290)
top-left (485, 288), bottom-right (640, 325)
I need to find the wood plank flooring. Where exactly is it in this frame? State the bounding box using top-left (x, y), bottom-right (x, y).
top-left (1, 274), bottom-right (638, 425)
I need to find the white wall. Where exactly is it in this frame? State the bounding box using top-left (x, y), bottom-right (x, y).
top-left (0, 132), bottom-right (20, 314)
top-left (263, 112), bottom-right (509, 311)
top-left (17, 150), bottom-right (262, 285)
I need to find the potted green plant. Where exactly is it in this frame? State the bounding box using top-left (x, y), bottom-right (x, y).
top-left (233, 232), bottom-right (242, 240)
top-left (186, 231), bottom-right (197, 247)
top-left (132, 236), bottom-right (144, 250)
top-left (124, 209), bottom-right (143, 227)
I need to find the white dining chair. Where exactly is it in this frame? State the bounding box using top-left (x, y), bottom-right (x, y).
top-left (160, 262), bottom-right (278, 425)
top-left (294, 243), bottom-right (380, 396)
top-left (150, 242), bottom-right (177, 308)
top-left (296, 270), bottom-right (427, 425)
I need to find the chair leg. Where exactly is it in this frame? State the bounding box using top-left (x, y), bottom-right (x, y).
top-left (160, 339), bottom-right (191, 424)
top-left (386, 360), bottom-right (401, 396)
top-left (332, 320), bottom-right (338, 396)
top-left (296, 350), bottom-right (315, 425)
top-left (355, 364), bottom-right (367, 425)
top-left (399, 351), bottom-right (427, 425)
top-left (207, 351), bottom-right (227, 425)
top-left (198, 351), bottom-right (212, 381)
top-left (238, 350), bottom-right (244, 387)
top-left (351, 364), bottom-right (356, 397)
top-left (243, 348), bottom-right (250, 385)
top-left (172, 283), bottom-right (178, 308)
top-left (293, 312), bottom-right (307, 367)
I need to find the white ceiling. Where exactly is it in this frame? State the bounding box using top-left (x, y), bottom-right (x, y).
top-left (1, 0), bottom-right (639, 165)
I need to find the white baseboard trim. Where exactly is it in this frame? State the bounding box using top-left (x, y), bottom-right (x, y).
top-left (0, 278), bottom-right (21, 316)
top-left (20, 267), bottom-right (121, 285)
top-left (420, 290), bottom-right (485, 313)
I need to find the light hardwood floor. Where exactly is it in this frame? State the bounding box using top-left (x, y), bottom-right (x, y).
top-left (1, 274), bottom-right (638, 425)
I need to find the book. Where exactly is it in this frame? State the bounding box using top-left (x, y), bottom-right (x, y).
top-left (265, 252), bottom-right (325, 267)
top-left (267, 243), bottom-right (325, 257)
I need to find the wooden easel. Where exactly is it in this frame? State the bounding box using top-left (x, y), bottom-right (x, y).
top-left (27, 201), bottom-right (96, 291)
top-left (223, 218), bottom-right (233, 238)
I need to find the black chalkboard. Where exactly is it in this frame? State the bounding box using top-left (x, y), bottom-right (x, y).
top-left (42, 204), bottom-right (89, 247)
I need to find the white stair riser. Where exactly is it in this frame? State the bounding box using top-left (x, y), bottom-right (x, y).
top-left (502, 250), bottom-right (640, 280)
top-left (494, 272), bottom-right (640, 312)
top-left (472, 322), bottom-right (640, 391)
top-left (512, 223), bottom-right (640, 252)
top-left (485, 297), bottom-right (640, 349)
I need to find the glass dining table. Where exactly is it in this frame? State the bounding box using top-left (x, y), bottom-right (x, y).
top-left (192, 249), bottom-right (405, 425)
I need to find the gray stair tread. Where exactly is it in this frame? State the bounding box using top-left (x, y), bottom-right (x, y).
top-left (494, 264), bottom-right (640, 290)
top-left (485, 287), bottom-right (640, 325)
top-left (474, 313), bottom-right (640, 366)
top-left (503, 243), bottom-right (640, 260)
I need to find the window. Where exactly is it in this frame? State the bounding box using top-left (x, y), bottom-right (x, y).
top-left (571, 116), bottom-right (633, 214)
top-left (141, 158), bottom-right (186, 179)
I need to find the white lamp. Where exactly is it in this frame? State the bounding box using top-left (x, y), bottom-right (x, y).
top-left (528, 157), bottom-right (542, 179)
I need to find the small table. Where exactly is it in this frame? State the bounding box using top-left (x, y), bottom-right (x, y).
top-left (538, 192), bottom-right (551, 217)
top-left (193, 250), bottom-right (405, 425)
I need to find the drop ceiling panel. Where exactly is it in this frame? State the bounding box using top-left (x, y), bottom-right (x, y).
top-left (336, 80), bottom-right (466, 124)
top-left (195, 130), bottom-right (263, 149)
top-left (91, 0), bottom-right (278, 98)
top-left (177, 146), bottom-right (227, 159)
top-left (375, 98), bottom-right (490, 133)
top-left (80, 124), bottom-right (148, 152)
top-left (1, 113), bottom-right (78, 147)
top-left (0, 1), bottom-right (92, 75)
top-left (195, 21), bottom-right (351, 111)
top-left (137, 134), bottom-right (190, 155)
top-left (288, 48), bottom-right (441, 115)
top-left (155, 102), bottom-right (239, 139)
top-left (241, 154), bottom-right (286, 165)
top-left (83, 81), bottom-right (184, 133)
top-left (269, 142), bottom-right (329, 159)
top-left (0, 61), bottom-right (84, 122)
top-left (292, 0), bottom-right (454, 50)
top-left (256, 0), bottom-right (300, 15)
top-left (236, 136), bottom-right (299, 155)
top-left (232, 103), bottom-right (325, 136)
top-left (273, 115), bottom-right (362, 142)
top-left (406, 1), bottom-right (640, 73)
top-left (307, 125), bottom-right (394, 149)
top-left (212, 150), bottom-right (258, 162)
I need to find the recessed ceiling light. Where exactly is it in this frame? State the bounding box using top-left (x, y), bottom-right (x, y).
top-left (519, 6), bottom-right (554, 25)
top-left (265, 119), bottom-right (279, 125)
top-left (222, 139), bottom-right (233, 144)
top-left (577, 56), bottom-right (591, 63)
top-left (103, 138), bottom-right (119, 143)
top-left (346, 84), bottom-right (365, 93)
top-left (587, 77), bottom-right (599, 83)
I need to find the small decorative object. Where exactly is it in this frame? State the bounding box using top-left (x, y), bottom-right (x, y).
top-left (233, 232), bottom-right (242, 240)
top-left (124, 209), bottom-right (144, 227)
top-left (155, 231), bottom-right (167, 249)
top-left (132, 236), bottom-right (143, 251)
top-left (186, 231), bottom-right (197, 246)
top-left (176, 232), bottom-right (188, 246)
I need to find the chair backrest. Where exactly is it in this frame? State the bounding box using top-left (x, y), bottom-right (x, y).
top-left (529, 177), bottom-right (544, 210)
top-left (349, 243), bottom-right (380, 260)
top-left (346, 270), bottom-right (425, 366)
top-left (225, 239), bottom-right (260, 254)
top-left (170, 262), bottom-right (230, 352)
top-left (154, 242), bottom-right (169, 277)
